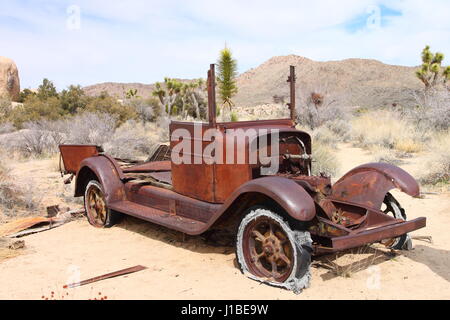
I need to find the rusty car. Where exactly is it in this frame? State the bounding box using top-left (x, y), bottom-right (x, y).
top-left (59, 64), bottom-right (426, 292)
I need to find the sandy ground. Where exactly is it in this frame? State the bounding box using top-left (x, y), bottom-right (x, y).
top-left (0, 144), bottom-right (449, 300)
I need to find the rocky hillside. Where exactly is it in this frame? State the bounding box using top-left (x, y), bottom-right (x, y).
top-left (84, 55), bottom-right (423, 108)
top-left (235, 55), bottom-right (422, 108)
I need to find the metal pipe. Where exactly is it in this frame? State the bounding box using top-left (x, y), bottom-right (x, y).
top-left (207, 64), bottom-right (217, 127)
top-left (287, 65), bottom-right (297, 126)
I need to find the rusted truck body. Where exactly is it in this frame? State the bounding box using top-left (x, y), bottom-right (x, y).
top-left (59, 64), bottom-right (426, 292)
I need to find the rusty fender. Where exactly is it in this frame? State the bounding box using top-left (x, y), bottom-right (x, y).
top-left (219, 176), bottom-right (316, 222)
top-left (74, 155), bottom-right (126, 204)
top-left (331, 162), bottom-right (420, 210)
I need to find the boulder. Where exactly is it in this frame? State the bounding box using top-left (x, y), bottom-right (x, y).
top-left (0, 56), bottom-right (20, 102)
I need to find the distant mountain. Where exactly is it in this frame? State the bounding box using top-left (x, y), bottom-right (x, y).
top-left (83, 82), bottom-right (155, 99)
top-left (83, 55), bottom-right (423, 108)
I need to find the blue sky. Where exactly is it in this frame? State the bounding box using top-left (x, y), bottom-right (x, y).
top-left (1, 0), bottom-right (449, 90)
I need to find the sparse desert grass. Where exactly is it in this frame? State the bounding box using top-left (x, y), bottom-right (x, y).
top-left (369, 146), bottom-right (404, 165)
top-left (0, 154), bottom-right (40, 221)
top-left (311, 126), bottom-right (341, 148)
top-left (419, 130), bottom-right (450, 189)
top-left (311, 141), bottom-right (340, 177)
top-left (351, 110), bottom-right (425, 153)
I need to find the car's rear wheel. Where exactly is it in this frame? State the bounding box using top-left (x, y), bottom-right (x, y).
top-left (84, 180), bottom-right (120, 228)
top-left (380, 192), bottom-right (411, 250)
top-left (236, 207), bottom-right (312, 293)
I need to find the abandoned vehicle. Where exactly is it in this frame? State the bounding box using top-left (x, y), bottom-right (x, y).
top-left (59, 65), bottom-right (426, 292)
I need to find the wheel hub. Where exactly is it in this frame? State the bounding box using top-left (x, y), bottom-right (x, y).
top-left (243, 217), bottom-right (294, 282)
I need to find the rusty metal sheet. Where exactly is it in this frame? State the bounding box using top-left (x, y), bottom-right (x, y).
top-left (331, 217), bottom-right (426, 251)
top-left (331, 162), bottom-right (420, 210)
top-left (59, 145), bottom-right (101, 174)
top-left (122, 161), bottom-right (171, 173)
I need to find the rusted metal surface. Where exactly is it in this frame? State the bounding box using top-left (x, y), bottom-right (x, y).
top-left (331, 217), bottom-right (426, 251)
top-left (64, 265), bottom-right (147, 289)
top-left (287, 65), bottom-right (297, 125)
top-left (220, 176), bottom-right (316, 222)
top-left (242, 215), bottom-right (294, 282)
top-left (74, 155), bottom-right (126, 203)
top-left (207, 63), bottom-right (217, 127)
top-left (331, 162), bottom-right (420, 210)
top-left (59, 145), bottom-right (101, 174)
top-left (122, 160), bottom-right (171, 173)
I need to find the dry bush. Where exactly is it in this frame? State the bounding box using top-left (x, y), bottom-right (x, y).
top-left (419, 130), bottom-right (450, 188)
top-left (63, 112), bottom-right (116, 145)
top-left (409, 89), bottom-right (450, 132)
top-left (351, 110), bottom-right (424, 153)
top-left (103, 120), bottom-right (157, 160)
top-left (20, 121), bottom-right (54, 155)
top-left (0, 155), bottom-right (40, 219)
top-left (311, 141), bottom-right (340, 177)
top-left (311, 126), bottom-right (341, 148)
top-left (0, 122), bottom-right (15, 134)
top-left (370, 146), bottom-right (403, 165)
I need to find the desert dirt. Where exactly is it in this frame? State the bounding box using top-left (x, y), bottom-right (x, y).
top-left (0, 143), bottom-right (449, 300)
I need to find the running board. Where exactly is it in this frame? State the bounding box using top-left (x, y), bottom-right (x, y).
top-left (109, 201), bottom-right (207, 235)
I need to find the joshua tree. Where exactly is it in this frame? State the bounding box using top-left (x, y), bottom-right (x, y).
top-left (37, 78), bottom-right (58, 100)
top-left (415, 45), bottom-right (450, 91)
top-left (125, 89), bottom-right (139, 99)
top-left (217, 47), bottom-right (238, 115)
top-left (151, 78), bottom-right (206, 119)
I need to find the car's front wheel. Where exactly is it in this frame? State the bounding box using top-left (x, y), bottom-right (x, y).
top-left (236, 207), bottom-right (312, 293)
top-left (380, 192), bottom-right (412, 250)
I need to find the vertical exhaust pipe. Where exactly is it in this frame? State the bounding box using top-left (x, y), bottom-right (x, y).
top-left (207, 64), bottom-right (217, 127)
top-left (287, 65), bottom-right (297, 126)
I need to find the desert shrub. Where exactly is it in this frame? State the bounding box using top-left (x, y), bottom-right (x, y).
top-left (84, 93), bottom-right (138, 125)
top-left (20, 121), bottom-right (55, 155)
top-left (0, 122), bottom-right (15, 134)
top-left (0, 97), bottom-right (12, 117)
top-left (230, 112), bottom-right (239, 122)
top-left (324, 119), bottom-right (352, 142)
top-left (311, 141), bottom-right (340, 176)
top-left (351, 110), bottom-right (424, 153)
top-left (36, 78), bottom-right (58, 100)
top-left (124, 97), bottom-right (161, 123)
top-left (7, 95), bottom-right (64, 128)
top-left (297, 104), bottom-right (350, 131)
top-left (17, 88), bottom-right (36, 103)
top-left (370, 146), bottom-right (403, 165)
top-left (59, 85), bottom-right (89, 114)
top-left (419, 130), bottom-right (450, 187)
top-left (311, 126), bottom-right (340, 148)
top-left (103, 120), bottom-right (157, 160)
top-left (0, 157), bottom-right (39, 215)
top-left (63, 112), bottom-right (117, 146)
top-left (409, 89), bottom-right (450, 131)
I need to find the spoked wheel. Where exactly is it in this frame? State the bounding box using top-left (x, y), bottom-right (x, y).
top-left (380, 192), bottom-right (411, 250)
top-left (236, 207), bottom-right (312, 293)
top-left (84, 180), bottom-right (120, 228)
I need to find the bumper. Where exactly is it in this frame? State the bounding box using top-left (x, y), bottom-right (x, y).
top-left (331, 217), bottom-right (426, 251)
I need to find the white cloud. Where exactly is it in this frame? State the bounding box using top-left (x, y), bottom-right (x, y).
top-left (0, 0), bottom-right (448, 89)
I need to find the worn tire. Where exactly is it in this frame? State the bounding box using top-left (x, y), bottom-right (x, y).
top-left (235, 206), bottom-right (312, 293)
top-left (381, 193), bottom-right (411, 250)
top-left (84, 180), bottom-right (121, 228)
